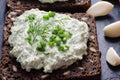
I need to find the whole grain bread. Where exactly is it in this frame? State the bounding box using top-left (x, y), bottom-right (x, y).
top-left (0, 9), bottom-right (101, 80)
top-left (7, 0), bottom-right (91, 12)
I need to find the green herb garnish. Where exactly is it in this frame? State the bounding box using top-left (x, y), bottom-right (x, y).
top-left (52, 29), bottom-right (58, 35)
top-left (25, 11), bottom-right (72, 53)
top-left (48, 42), bottom-right (54, 47)
top-left (36, 40), bottom-right (46, 52)
top-left (36, 45), bottom-right (45, 52)
top-left (26, 14), bottom-right (36, 21)
top-left (40, 40), bottom-right (46, 47)
top-left (25, 37), bottom-right (33, 45)
top-left (50, 35), bottom-right (56, 42)
top-left (48, 11), bottom-right (56, 17)
top-left (43, 11), bottom-right (56, 20)
top-left (55, 40), bottom-right (61, 46)
top-left (64, 45), bottom-right (70, 51)
top-left (48, 25), bottom-right (72, 51)
top-left (54, 17), bottom-right (70, 25)
top-left (64, 32), bottom-right (72, 39)
top-left (25, 22), bottom-right (40, 45)
top-left (58, 45), bottom-right (70, 52)
top-left (43, 15), bottom-right (50, 20)
top-left (62, 37), bottom-right (67, 44)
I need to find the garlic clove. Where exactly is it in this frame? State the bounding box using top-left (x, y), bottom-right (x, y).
top-left (103, 21), bottom-right (120, 38)
top-left (106, 47), bottom-right (120, 66)
top-left (86, 1), bottom-right (114, 17)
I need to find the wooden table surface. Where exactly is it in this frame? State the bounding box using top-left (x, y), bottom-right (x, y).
top-left (0, 0), bottom-right (120, 80)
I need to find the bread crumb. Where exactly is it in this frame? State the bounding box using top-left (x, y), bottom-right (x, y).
top-left (63, 71), bottom-right (70, 75)
top-left (89, 59), bottom-right (94, 63)
top-left (41, 74), bottom-right (49, 79)
top-left (78, 67), bottom-right (84, 70)
top-left (90, 35), bottom-right (95, 40)
top-left (90, 47), bottom-right (97, 52)
top-left (12, 65), bottom-right (17, 72)
top-left (17, 1), bottom-right (21, 5)
top-left (81, 17), bottom-right (88, 21)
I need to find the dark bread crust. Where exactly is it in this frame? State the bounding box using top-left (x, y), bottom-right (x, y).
top-left (0, 9), bottom-right (101, 80)
top-left (7, 0), bottom-right (91, 12)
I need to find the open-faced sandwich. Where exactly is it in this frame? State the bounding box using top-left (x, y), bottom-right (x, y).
top-left (7, 0), bottom-right (91, 12)
top-left (8, 9), bottom-right (89, 73)
top-left (0, 8), bottom-right (101, 80)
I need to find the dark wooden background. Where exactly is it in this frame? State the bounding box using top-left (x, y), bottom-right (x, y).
top-left (0, 0), bottom-right (120, 80)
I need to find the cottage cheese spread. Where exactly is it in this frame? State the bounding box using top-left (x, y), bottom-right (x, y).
top-left (38, 0), bottom-right (68, 3)
top-left (8, 9), bottom-right (89, 73)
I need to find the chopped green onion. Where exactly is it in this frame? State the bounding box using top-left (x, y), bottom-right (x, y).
top-left (64, 32), bottom-right (72, 38)
top-left (48, 42), bottom-right (54, 47)
top-left (52, 29), bottom-right (58, 35)
top-left (64, 45), bottom-right (70, 51)
top-left (36, 40), bottom-right (46, 52)
top-left (62, 38), bottom-right (67, 44)
top-left (58, 45), bottom-right (70, 52)
top-left (58, 46), bottom-right (65, 51)
top-left (36, 45), bottom-right (45, 52)
top-left (40, 40), bottom-right (46, 47)
top-left (58, 29), bottom-right (64, 35)
top-left (50, 35), bottom-right (56, 41)
top-left (48, 11), bottom-right (56, 17)
top-left (57, 28), bottom-right (65, 39)
top-left (56, 26), bottom-right (62, 31)
top-left (25, 12), bottom-right (72, 53)
top-left (58, 34), bottom-right (64, 39)
top-left (55, 40), bottom-right (61, 46)
top-left (43, 15), bottom-right (50, 20)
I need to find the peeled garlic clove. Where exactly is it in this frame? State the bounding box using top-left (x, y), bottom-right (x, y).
top-left (86, 1), bottom-right (114, 17)
top-left (103, 21), bottom-right (120, 38)
top-left (106, 47), bottom-right (120, 66)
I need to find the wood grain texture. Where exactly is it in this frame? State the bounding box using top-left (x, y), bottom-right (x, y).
top-left (0, 0), bottom-right (120, 80)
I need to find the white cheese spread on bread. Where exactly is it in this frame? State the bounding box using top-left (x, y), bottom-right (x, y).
top-left (9, 9), bottom-right (89, 73)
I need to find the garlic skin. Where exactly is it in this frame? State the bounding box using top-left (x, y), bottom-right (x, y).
top-left (86, 1), bottom-right (114, 17)
top-left (106, 47), bottom-right (120, 66)
top-left (103, 21), bottom-right (120, 38)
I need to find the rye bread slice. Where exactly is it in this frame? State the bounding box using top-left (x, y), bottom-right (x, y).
top-left (0, 9), bottom-right (101, 80)
top-left (7, 0), bottom-right (91, 12)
